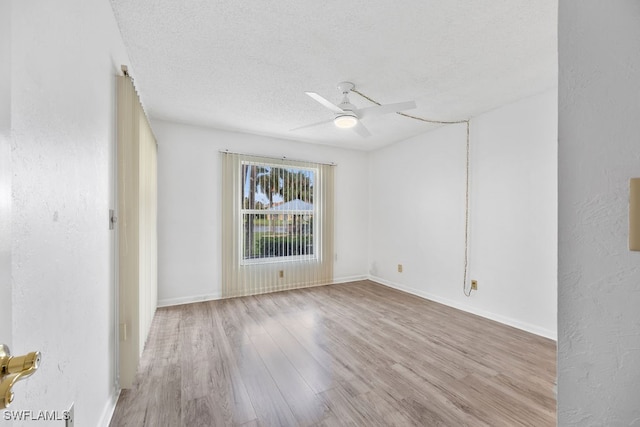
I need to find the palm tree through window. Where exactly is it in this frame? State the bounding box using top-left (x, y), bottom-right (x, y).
top-left (241, 161), bottom-right (316, 263)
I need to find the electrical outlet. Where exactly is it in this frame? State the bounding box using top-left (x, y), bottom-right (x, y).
top-left (397, 264), bottom-right (403, 273)
top-left (65, 402), bottom-right (74, 427)
top-left (471, 280), bottom-right (478, 290)
top-left (278, 270), bottom-right (284, 278)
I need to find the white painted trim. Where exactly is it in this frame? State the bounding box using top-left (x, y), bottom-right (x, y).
top-left (98, 389), bottom-right (121, 427)
top-left (157, 293), bottom-right (222, 307)
top-left (332, 275), bottom-right (367, 284)
top-left (368, 275), bottom-right (557, 341)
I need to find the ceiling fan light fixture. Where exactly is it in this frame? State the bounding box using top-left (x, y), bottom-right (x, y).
top-left (334, 114), bottom-right (358, 129)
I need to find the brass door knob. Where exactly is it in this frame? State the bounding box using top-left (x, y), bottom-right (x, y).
top-left (0, 344), bottom-right (41, 409)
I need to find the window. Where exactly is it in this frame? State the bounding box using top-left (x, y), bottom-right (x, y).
top-left (241, 161), bottom-right (316, 263)
top-left (221, 153), bottom-right (334, 298)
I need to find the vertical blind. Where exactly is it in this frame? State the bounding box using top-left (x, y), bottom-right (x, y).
top-left (221, 152), bottom-right (334, 298)
top-left (117, 74), bottom-right (158, 388)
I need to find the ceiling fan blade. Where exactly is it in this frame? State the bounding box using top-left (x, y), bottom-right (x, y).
top-left (358, 100), bottom-right (417, 119)
top-left (305, 92), bottom-right (344, 113)
top-left (352, 121), bottom-right (371, 138)
top-left (289, 118), bottom-right (334, 132)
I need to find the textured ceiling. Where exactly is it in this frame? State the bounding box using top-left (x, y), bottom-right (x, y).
top-left (109, 0), bottom-right (557, 150)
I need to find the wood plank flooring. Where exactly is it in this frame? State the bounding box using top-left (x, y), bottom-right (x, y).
top-left (109, 281), bottom-right (556, 426)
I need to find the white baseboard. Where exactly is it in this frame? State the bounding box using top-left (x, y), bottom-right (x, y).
top-left (156, 276), bottom-right (366, 307)
top-left (368, 275), bottom-right (557, 341)
top-left (332, 275), bottom-right (368, 284)
top-left (98, 389), bottom-right (121, 427)
top-left (157, 292), bottom-right (222, 307)
top-left (155, 276), bottom-right (556, 339)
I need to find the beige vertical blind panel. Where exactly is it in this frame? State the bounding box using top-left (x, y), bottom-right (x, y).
top-left (138, 113), bottom-right (158, 346)
top-left (117, 75), bottom-right (158, 389)
top-left (221, 153), bottom-right (334, 298)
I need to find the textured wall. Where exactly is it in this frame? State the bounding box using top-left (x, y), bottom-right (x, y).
top-left (369, 90), bottom-right (557, 338)
top-left (153, 120), bottom-right (369, 306)
top-left (10, 0), bottom-right (129, 425)
top-left (558, 1), bottom-right (640, 424)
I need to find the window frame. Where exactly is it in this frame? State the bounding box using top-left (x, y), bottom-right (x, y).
top-left (239, 160), bottom-right (319, 266)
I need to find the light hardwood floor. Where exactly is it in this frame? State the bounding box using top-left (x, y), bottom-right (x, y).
top-left (109, 281), bottom-right (556, 426)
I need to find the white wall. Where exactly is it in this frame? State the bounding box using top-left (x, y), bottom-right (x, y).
top-left (153, 120), bottom-right (369, 306)
top-left (0, 0), bottom-right (12, 351)
top-left (559, 1), bottom-right (640, 424)
top-left (369, 89), bottom-right (557, 339)
top-left (10, 0), bottom-right (129, 425)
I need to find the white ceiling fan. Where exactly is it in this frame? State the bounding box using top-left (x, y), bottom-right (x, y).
top-left (291, 82), bottom-right (417, 138)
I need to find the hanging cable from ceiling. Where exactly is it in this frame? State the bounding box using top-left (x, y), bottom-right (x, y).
top-left (352, 89), bottom-right (474, 297)
top-left (462, 120), bottom-right (471, 297)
